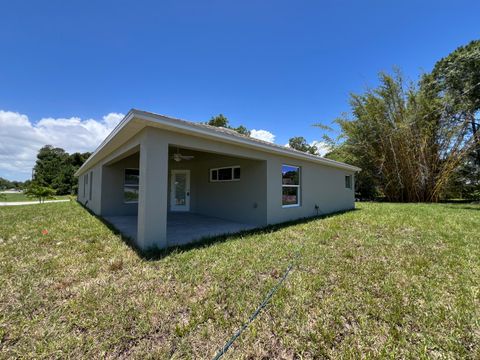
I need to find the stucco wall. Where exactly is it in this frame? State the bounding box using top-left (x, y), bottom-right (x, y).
top-left (101, 153), bottom-right (139, 216)
top-left (153, 127), bottom-right (354, 225)
top-left (77, 125), bottom-right (356, 248)
top-left (265, 157), bottom-right (355, 225)
top-left (77, 165), bottom-right (102, 214)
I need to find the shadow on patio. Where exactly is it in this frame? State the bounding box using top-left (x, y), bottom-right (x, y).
top-left (104, 212), bottom-right (256, 247)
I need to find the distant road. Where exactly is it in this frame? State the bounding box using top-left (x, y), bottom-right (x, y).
top-left (0, 200), bottom-right (70, 206)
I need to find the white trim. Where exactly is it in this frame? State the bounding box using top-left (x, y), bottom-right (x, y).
top-left (170, 169), bottom-right (191, 211)
top-left (123, 168), bottom-right (139, 204)
top-left (89, 171), bottom-right (93, 201)
top-left (282, 204), bottom-right (301, 208)
top-left (75, 109), bottom-right (361, 177)
top-left (345, 175), bottom-right (352, 189)
top-left (282, 164), bottom-right (301, 207)
top-left (209, 165), bottom-right (240, 182)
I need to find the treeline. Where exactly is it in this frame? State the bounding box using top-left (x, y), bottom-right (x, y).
top-left (0, 177), bottom-right (27, 190)
top-left (325, 40), bottom-right (480, 202)
top-left (31, 145), bottom-right (91, 195)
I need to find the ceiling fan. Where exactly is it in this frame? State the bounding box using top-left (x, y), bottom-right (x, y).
top-left (170, 148), bottom-right (195, 162)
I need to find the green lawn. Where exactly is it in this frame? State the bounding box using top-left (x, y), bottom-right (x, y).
top-left (0, 202), bottom-right (479, 358)
top-left (0, 192), bottom-right (70, 202)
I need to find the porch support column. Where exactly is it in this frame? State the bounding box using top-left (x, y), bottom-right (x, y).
top-left (137, 130), bottom-right (168, 250)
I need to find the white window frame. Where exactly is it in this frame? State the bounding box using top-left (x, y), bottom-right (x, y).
top-left (89, 171), bottom-right (93, 201)
top-left (124, 168), bottom-right (140, 204)
top-left (282, 164), bottom-right (301, 208)
top-left (345, 175), bottom-right (352, 189)
top-left (209, 165), bottom-right (240, 182)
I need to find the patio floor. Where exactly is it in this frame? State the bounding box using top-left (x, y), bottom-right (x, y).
top-left (104, 212), bottom-right (257, 246)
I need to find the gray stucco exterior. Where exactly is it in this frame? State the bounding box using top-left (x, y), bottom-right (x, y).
top-left (77, 110), bottom-right (358, 250)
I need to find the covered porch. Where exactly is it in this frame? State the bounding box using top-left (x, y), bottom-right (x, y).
top-left (105, 212), bottom-right (256, 246)
top-left (99, 128), bottom-right (267, 249)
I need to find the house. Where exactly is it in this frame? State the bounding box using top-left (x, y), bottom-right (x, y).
top-left (75, 109), bottom-right (360, 250)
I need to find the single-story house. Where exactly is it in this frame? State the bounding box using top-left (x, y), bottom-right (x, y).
top-left (75, 109), bottom-right (360, 250)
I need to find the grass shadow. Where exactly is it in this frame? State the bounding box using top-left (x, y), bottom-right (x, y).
top-left (440, 204), bottom-right (480, 211)
top-left (77, 200), bottom-right (359, 261)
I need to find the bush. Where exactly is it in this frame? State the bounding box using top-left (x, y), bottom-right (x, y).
top-left (24, 185), bottom-right (56, 203)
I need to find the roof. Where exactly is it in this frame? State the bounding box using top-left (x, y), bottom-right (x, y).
top-left (75, 109), bottom-right (361, 176)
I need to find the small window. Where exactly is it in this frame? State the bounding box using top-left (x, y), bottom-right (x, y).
top-left (89, 171), bottom-right (93, 201)
top-left (282, 165), bottom-right (300, 207)
top-left (210, 166), bottom-right (240, 182)
top-left (233, 167), bottom-right (241, 180)
top-left (83, 175), bottom-right (87, 197)
top-left (211, 170), bottom-right (218, 181)
top-left (124, 168), bottom-right (139, 203)
top-left (345, 175), bottom-right (352, 189)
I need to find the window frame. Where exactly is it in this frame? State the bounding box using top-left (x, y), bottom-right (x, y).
top-left (209, 165), bottom-right (241, 182)
top-left (345, 175), bottom-right (352, 189)
top-left (281, 164), bottom-right (301, 208)
top-left (124, 168), bottom-right (140, 204)
top-left (89, 171), bottom-right (93, 201)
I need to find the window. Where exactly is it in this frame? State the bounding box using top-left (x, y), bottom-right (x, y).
top-left (89, 171), bottom-right (93, 200)
top-left (282, 165), bottom-right (300, 207)
top-left (124, 168), bottom-right (139, 203)
top-left (210, 166), bottom-right (240, 182)
top-left (83, 174), bottom-right (87, 197)
top-left (345, 175), bottom-right (352, 189)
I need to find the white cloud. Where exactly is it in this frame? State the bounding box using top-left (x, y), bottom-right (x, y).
top-left (283, 140), bottom-right (331, 156)
top-left (310, 140), bottom-right (331, 156)
top-left (0, 110), bottom-right (124, 181)
top-left (250, 129), bottom-right (275, 143)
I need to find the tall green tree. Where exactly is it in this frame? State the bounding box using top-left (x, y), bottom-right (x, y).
top-left (423, 40), bottom-right (480, 199)
top-left (32, 145), bottom-right (90, 195)
top-left (207, 114), bottom-right (251, 136)
top-left (288, 137), bottom-right (318, 155)
top-left (330, 70), bottom-right (476, 202)
top-left (33, 146), bottom-right (69, 188)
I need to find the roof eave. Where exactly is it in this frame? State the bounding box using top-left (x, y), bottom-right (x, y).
top-left (75, 109), bottom-right (361, 176)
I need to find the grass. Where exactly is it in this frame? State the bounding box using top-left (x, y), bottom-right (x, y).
top-left (0, 202), bottom-right (479, 358)
top-left (0, 192), bottom-right (70, 202)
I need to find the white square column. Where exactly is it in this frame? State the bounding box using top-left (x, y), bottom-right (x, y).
top-left (137, 130), bottom-right (169, 250)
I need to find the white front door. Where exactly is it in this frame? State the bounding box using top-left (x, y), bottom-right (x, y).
top-left (170, 170), bottom-right (190, 211)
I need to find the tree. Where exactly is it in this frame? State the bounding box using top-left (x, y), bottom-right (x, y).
top-left (288, 137), bottom-right (318, 155)
top-left (24, 184), bottom-right (56, 203)
top-left (331, 69), bottom-right (477, 202)
top-left (425, 40), bottom-right (480, 164)
top-left (206, 114), bottom-right (251, 136)
top-left (207, 114), bottom-right (229, 128)
top-left (423, 40), bottom-right (480, 199)
top-left (32, 145), bottom-right (91, 195)
top-left (0, 177), bottom-right (25, 190)
top-left (33, 146), bottom-right (69, 188)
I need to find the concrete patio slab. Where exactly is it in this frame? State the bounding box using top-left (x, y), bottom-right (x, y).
top-left (104, 212), bottom-right (256, 247)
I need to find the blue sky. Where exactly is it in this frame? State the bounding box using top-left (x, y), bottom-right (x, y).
top-left (1, 0), bottom-right (479, 180)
